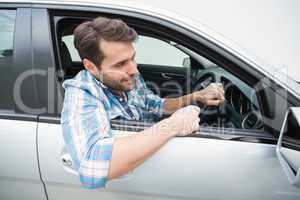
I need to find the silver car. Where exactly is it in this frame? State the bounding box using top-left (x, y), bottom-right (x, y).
top-left (0, 0), bottom-right (299, 199)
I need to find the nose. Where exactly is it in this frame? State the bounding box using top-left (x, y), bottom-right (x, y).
top-left (127, 61), bottom-right (138, 76)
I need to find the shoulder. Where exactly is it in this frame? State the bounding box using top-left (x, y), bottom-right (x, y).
top-left (62, 70), bottom-right (107, 102)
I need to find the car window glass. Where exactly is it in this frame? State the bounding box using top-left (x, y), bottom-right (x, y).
top-left (0, 9), bottom-right (16, 112)
top-left (62, 35), bottom-right (81, 61)
top-left (134, 36), bottom-right (189, 67)
top-left (62, 34), bottom-right (189, 68)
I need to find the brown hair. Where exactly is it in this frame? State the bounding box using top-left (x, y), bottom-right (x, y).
top-left (73, 17), bottom-right (138, 67)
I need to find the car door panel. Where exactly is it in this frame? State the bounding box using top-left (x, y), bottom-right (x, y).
top-left (138, 64), bottom-right (189, 97)
top-left (0, 118), bottom-right (46, 200)
top-left (37, 119), bottom-right (300, 200)
top-left (108, 136), bottom-right (300, 200)
top-left (0, 7), bottom-right (47, 200)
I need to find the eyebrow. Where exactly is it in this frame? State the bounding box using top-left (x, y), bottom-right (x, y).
top-left (112, 51), bottom-right (136, 67)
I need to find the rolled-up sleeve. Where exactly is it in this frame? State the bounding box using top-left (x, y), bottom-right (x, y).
top-left (144, 87), bottom-right (165, 117)
top-left (137, 75), bottom-right (165, 117)
top-left (61, 86), bottom-right (114, 189)
top-left (78, 137), bottom-right (114, 189)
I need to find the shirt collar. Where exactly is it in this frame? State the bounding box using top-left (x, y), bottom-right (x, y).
top-left (88, 72), bottom-right (108, 89)
top-left (87, 71), bottom-right (126, 99)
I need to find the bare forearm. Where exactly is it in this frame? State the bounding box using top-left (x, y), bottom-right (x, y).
top-left (108, 118), bottom-right (176, 179)
top-left (163, 93), bottom-right (195, 115)
top-left (163, 83), bottom-right (225, 114)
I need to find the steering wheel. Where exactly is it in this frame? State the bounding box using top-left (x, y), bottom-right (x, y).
top-left (191, 71), bottom-right (227, 126)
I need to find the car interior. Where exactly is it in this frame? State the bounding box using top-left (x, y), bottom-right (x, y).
top-left (52, 15), bottom-right (268, 138)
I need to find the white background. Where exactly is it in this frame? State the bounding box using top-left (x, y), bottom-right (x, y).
top-left (123, 0), bottom-right (300, 81)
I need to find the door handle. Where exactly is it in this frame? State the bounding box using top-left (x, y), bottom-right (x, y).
top-left (62, 154), bottom-right (73, 168)
top-left (61, 148), bottom-right (78, 175)
top-left (61, 153), bottom-right (132, 179)
top-left (60, 147), bottom-right (132, 178)
top-left (161, 73), bottom-right (173, 79)
top-left (161, 72), bottom-right (185, 79)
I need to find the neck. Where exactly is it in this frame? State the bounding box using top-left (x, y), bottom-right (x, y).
top-left (111, 89), bottom-right (124, 97)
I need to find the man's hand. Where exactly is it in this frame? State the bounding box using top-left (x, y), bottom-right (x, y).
top-left (163, 83), bottom-right (225, 114)
top-left (194, 83), bottom-right (225, 106)
top-left (166, 105), bottom-right (201, 136)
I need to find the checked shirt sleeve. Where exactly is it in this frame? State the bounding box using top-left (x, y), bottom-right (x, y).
top-left (61, 86), bottom-right (114, 189)
top-left (137, 75), bottom-right (165, 118)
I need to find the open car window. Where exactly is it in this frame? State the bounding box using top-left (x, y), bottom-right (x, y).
top-left (134, 36), bottom-right (189, 68)
top-left (54, 16), bottom-right (267, 138)
top-left (62, 35), bottom-right (80, 62)
top-left (62, 34), bottom-right (190, 67)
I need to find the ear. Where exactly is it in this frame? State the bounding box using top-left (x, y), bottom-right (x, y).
top-left (83, 58), bottom-right (99, 75)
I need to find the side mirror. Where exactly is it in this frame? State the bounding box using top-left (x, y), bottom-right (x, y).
top-left (276, 107), bottom-right (300, 188)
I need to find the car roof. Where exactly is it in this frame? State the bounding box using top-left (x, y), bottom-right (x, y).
top-left (1, 0), bottom-right (300, 97)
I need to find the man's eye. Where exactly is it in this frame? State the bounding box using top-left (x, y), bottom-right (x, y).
top-left (115, 62), bottom-right (124, 68)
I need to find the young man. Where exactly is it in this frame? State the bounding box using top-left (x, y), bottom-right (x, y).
top-left (61, 17), bottom-right (224, 189)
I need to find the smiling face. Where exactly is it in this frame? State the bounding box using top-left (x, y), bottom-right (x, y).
top-left (83, 39), bottom-right (138, 93)
top-left (74, 17), bottom-right (139, 93)
top-left (99, 40), bottom-right (139, 92)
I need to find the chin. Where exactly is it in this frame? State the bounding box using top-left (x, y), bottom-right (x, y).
top-left (122, 81), bottom-right (135, 91)
top-left (123, 85), bottom-right (134, 92)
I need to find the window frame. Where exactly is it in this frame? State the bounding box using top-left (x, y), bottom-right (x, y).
top-left (34, 4), bottom-right (299, 143)
top-left (0, 6), bottom-right (38, 122)
top-left (0, 8), bottom-right (17, 112)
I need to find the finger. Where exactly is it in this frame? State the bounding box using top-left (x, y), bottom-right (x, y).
top-left (210, 83), bottom-right (222, 88)
top-left (218, 91), bottom-right (225, 101)
top-left (216, 90), bottom-right (225, 100)
top-left (210, 83), bottom-right (224, 93)
top-left (217, 86), bottom-right (225, 95)
top-left (206, 99), bottom-right (222, 106)
top-left (212, 83), bottom-right (224, 94)
top-left (217, 99), bottom-right (224, 105)
top-left (192, 120), bottom-right (200, 131)
top-left (189, 105), bottom-right (200, 112)
top-left (191, 117), bottom-right (200, 126)
top-left (212, 91), bottom-right (223, 100)
top-left (191, 108), bottom-right (201, 116)
top-left (193, 106), bottom-right (201, 114)
top-left (186, 105), bottom-right (201, 115)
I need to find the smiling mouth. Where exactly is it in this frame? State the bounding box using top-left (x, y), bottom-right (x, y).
top-left (124, 77), bottom-right (136, 84)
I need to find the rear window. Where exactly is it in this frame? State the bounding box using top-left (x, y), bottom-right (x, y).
top-left (0, 9), bottom-right (16, 112)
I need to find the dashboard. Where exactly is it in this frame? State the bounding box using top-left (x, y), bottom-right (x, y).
top-left (192, 66), bottom-right (263, 130)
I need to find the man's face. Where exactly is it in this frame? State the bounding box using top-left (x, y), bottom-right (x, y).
top-left (95, 40), bottom-right (138, 92)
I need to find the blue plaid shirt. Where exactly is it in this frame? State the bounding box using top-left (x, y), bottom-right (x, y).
top-left (61, 70), bottom-right (164, 189)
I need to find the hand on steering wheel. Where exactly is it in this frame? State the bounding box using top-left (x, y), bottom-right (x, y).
top-left (198, 91), bottom-right (226, 126)
top-left (192, 73), bottom-right (226, 125)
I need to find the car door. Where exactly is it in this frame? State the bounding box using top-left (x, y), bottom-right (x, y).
top-left (34, 4), bottom-right (300, 200)
top-left (0, 7), bottom-right (46, 200)
top-left (37, 121), bottom-right (300, 200)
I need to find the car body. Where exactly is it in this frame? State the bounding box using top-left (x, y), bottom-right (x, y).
top-left (0, 0), bottom-right (299, 200)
